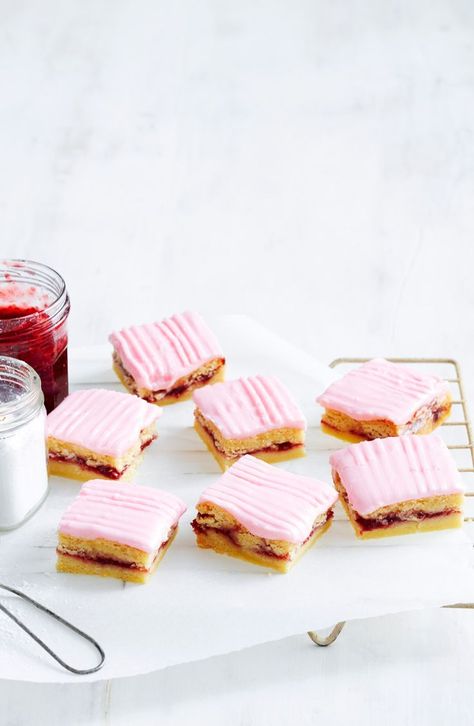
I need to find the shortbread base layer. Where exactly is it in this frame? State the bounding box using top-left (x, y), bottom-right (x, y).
top-left (332, 471), bottom-right (463, 539)
top-left (321, 393), bottom-right (452, 442)
top-left (56, 527), bottom-right (178, 584)
top-left (192, 507), bottom-right (333, 573)
top-left (48, 424), bottom-right (157, 482)
top-left (113, 353), bottom-right (226, 405)
top-left (194, 414), bottom-right (305, 471)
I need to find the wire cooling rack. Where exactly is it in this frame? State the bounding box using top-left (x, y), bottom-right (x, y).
top-left (308, 357), bottom-right (474, 647)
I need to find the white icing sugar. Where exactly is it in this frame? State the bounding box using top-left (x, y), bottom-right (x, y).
top-left (0, 408), bottom-right (49, 529)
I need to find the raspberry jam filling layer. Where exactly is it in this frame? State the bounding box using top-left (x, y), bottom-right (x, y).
top-left (49, 454), bottom-right (125, 479)
top-left (57, 527), bottom-right (176, 571)
top-left (49, 434), bottom-right (156, 479)
top-left (200, 419), bottom-right (303, 459)
top-left (164, 363), bottom-right (224, 398)
top-left (114, 353), bottom-right (225, 400)
top-left (338, 484), bottom-right (460, 531)
top-left (192, 511), bottom-right (333, 561)
top-left (355, 507), bottom-right (459, 532)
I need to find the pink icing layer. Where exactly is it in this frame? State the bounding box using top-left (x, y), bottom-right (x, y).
top-left (330, 433), bottom-right (464, 516)
top-left (316, 358), bottom-right (450, 425)
top-left (47, 389), bottom-right (161, 457)
top-left (193, 375), bottom-right (306, 440)
top-left (59, 480), bottom-right (187, 553)
top-left (109, 310), bottom-right (224, 391)
top-left (198, 455), bottom-right (337, 543)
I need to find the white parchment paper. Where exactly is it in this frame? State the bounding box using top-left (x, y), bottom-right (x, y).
top-left (0, 315), bottom-right (472, 683)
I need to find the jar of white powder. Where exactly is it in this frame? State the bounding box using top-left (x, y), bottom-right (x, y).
top-left (0, 356), bottom-right (48, 529)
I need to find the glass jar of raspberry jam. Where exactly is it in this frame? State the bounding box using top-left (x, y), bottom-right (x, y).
top-left (0, 260), bottom-right (70, 413)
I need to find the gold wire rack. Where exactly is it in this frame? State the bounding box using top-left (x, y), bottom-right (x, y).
top-left (308, 357), bottom-right (474, 647)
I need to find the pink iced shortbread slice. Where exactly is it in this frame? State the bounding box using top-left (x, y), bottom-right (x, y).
top-left (192, 455), bottom-right (337, 571)
top-left (317, 358), bottom-right (452, 441)
top-left (57, 479), bottom-right (187, 583)
top-left (47, 388), bottom-right (161, 481)
top-left (330, 433), bottom-right (464, 539)
top-left (192, 375), bottom-right (307, 470)
top-left (109, 310), bottom-right (225, 404)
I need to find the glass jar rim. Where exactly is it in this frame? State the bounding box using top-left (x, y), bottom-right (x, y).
top-left (0, 356), bottom-right (44, 433)
top-left (0, 259), bottom-right (69, 333)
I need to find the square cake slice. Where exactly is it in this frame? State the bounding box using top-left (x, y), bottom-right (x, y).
top-left (317, 358), bottom-right (452, 441)
top-left (57, 480), bottom-right (186, 583)
top-left (330, 433), bottom-right (464, 539)
top-left (192, 455), bottom-right (337, 572)
top-left (47, 389), bottom-right (161, 481)
top-left (110, 310), bottom-right (225, 405)
top-left (193, 375), bottom-right (307, 470)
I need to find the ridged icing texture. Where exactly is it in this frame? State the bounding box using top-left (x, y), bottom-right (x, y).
top-left (198, 455), bottom-right (337, 543)
top-left (330, 433), bottom-right (464, 516)
top-left (193, 375), bottom-right (306, 439)
top-left (317, 358), bottom-right (450, 425)
top-left (47, 389), bottom-right (161, 456)
top-left (58, 480), bottom-right (187, 553)
top-left (109, 310), bottom-right (224, 390)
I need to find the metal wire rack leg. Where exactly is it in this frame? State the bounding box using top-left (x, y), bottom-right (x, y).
top-left (308, 622), bottom-right (346, 647)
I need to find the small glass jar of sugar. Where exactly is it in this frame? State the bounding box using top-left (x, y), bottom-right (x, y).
top-left (0, 356), bottom-right (48, 530)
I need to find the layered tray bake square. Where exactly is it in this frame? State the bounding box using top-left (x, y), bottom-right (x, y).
top-left (192, 455), bottom-right (337, 572)
top-left (47, 389), bottom-right (161, 481)
top-left (317, 358), bottom-right (452, 441)
top-left (110, 310), bottom-right (225, 405)
top-left (330, 433), bottom-right (464, 539)
top-left (57, 479), bottom-right (186, 583)
top-left (193, 375), bottom-right (307, 470)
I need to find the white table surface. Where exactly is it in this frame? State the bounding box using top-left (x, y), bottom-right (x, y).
top-left (2, 1), bottom-right (474, 723)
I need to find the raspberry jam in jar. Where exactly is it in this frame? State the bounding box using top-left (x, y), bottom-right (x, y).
top-left (0, 260), bottom-right (70, 413)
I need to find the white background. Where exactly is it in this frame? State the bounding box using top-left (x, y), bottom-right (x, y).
top-left (2, 1), bottom-right (474, 724)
